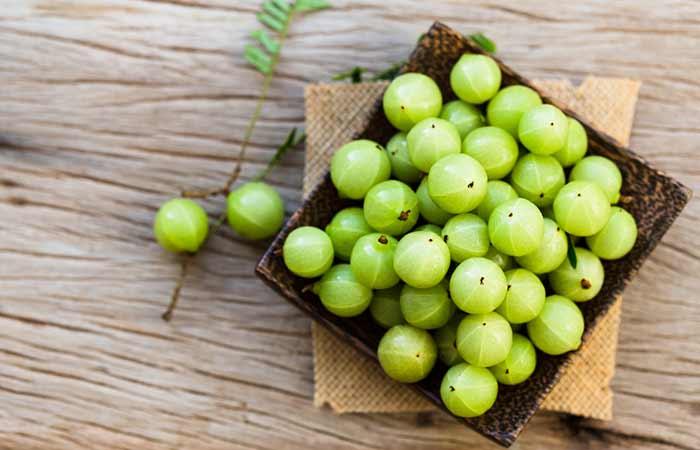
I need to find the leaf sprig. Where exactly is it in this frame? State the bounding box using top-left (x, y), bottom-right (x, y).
top-left (332, 32), bottom-right (495, 84)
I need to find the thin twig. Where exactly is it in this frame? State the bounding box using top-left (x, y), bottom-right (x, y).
top-left (162, 254), bottom-right (194, 321)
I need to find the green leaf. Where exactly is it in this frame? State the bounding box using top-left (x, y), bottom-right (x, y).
top-left (372, 61), bottom-right (405, 81)
top-left (468, 32), bottom-right (497, 53)
top-left (272, 0), bottom-right (291, 12)
top-left (567, 234), bottom-right (578, 268)
top-left (253, 128), bottom-right (306, 181)
top-left (245, 45), bottom-right (272, 74)
top-left (251, 29), bottom-right (280, 54)
top-left (294, 0), bottom-right (331, 12)
top-left (257, 12), bottom-right (285, 31)
top-left (263, 0), bottom-right (289, 23)
top-left (332, 66), bottom-right (365, 83)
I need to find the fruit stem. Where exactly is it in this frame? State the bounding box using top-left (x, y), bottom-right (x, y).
top-left (162, 254), bottom-right (193, 321)
top-left (182, 9), bottom-right (295, 199)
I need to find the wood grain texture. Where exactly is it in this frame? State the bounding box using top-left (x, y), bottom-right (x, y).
top-left (0, 1), bottom-right (698, 449)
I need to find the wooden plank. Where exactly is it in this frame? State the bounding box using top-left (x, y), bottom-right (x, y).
top-left (0, 1), bottom-right (698, 449)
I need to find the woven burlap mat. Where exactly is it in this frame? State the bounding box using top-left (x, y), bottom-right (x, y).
top-left (303, 77), bottom-right (641, 420)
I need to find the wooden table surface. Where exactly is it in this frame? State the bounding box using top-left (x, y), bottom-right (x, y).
top-left (1, 1), bottom-right (699, 449)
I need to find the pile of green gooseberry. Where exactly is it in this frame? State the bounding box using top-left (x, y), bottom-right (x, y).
top-left (283, 53), bottom-right (638, 418)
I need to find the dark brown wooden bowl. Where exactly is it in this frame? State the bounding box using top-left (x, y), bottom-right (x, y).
top-left (256, 22), bottom-right (692, 447)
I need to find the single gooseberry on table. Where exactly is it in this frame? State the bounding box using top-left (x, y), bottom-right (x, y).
top-left (154, 198), bottom-right (209, 253)
top-left (227, 182), bottom-right (285, 240)
top-left (377, 324), bottom-right (437, 383)
top-left (407, 117), bottom-right (462, 172)
top-left (527, 295), bottom-right (584, 355)
top-left (283, 226), bottom-right (334, 278)
top-left (363, 180), bottom-right (420, 236)
top-left (440, 363), bottom-right (498, 418)
top-left (383, 73), bottom-right (443, 131)
top-left (313, 264), bottom-right (372, 317)
top-left (324, 207), bottom-right (373, 261)
top-left (350, 233), bottom-right (400, 289)
top-left (330, 139), bottom-right (391, 200)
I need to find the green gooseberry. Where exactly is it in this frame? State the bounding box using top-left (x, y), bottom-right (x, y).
top-left (553, 117), bottom-right (588, 167)
top-left (570, 155), bottom-right (623, 203)
top-left (415, 223), bottom-right (442, 235)
top-left (377, 324), bottom-right (437, 383)
top-left (510, 153), bottom-right (565, 207)
top-left (314, 264), bottom-right (372, 317)
top-left (586, 206), bottom-right (638, 260)
top-left (383, 73), bottom-right (443, 131)
top-left (154, 198), bottom-right (209, 253)
top-left (476, 180), bottom-right (518, 221)
top-left (456, 312), bottom-right (512, 367)
top-left (369, 286), bottom-right (405, 329)
top-left (227, 182), bottom-right (284, 240)
top-left (417, 177), bottom-right (453, 226)
top-left (440, 100), bottom-right (485, 138)
top-left (400, 281), bottom-right (455, 330)
top-left (462, 126), bottom-right (519, 179)
top-left (527, 295), bottom-right (584, 355)
top-left (486, 85), bottom-right (543, 138)
top-left (484, 245), bottom-right (514, 271)
top-left (330, 139), bottom-right (391, 199)
top-left (325, 207), bottom-right (373, 261)
top-left (428, 154), bottom-right (488, 214)
top-left (363, 180), bottom-right (420, 236)
top-left (553, 181), bottom-right (611, 236)
top-left (435, 313), bottom-right (466, 366)
top-left (440, 363), bottom-right (498, 418)
top-left (441, 214), bottom-right (489, 262)
top-left (549, 247), bottom-right (604, 302)
top-left (496, 268), bottom-right (546, 324)
top-left (386, 132), bottom-right (423, 184)
top-left (489, 333), bottom-right (537, 385)
top-left (515, 218), bottom-right (568, 274)
top-left (283, 226), bottom-right (334, 278)
top-left (394, 231), bottom-right (451, 288)
top-left (450, 54), bottom-right (502, 104)
top-left (518, 104), bottom-right (569, 155)
top-left (407, 118), bottom-right (462, 172)
top-left (350, 233), bottom-right (399, 289)
top-left (449, 257), bottom-right (507, 314)
top-left (488, 198), bottom-right (544, 256)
